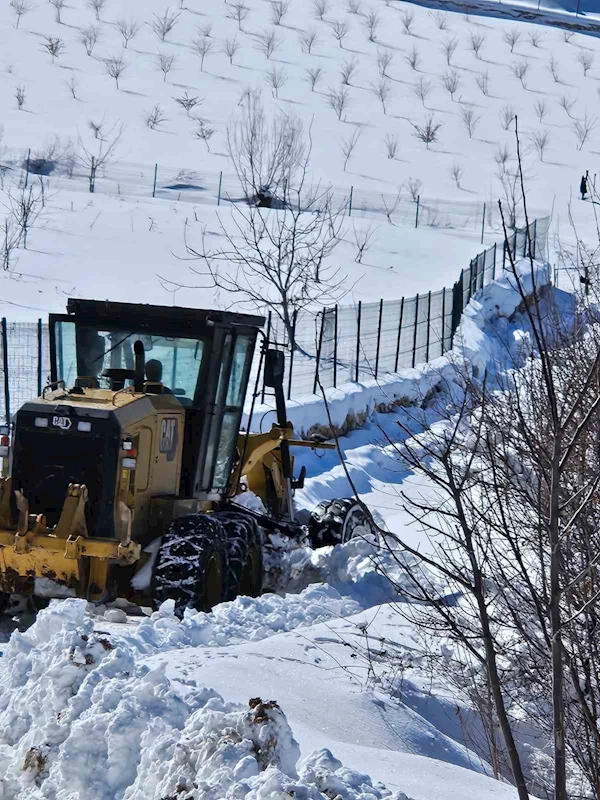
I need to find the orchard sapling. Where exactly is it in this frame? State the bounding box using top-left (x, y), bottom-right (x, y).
top-left (440, 70), bottom-right (460, 101)
top-left (10, 0), bottom-right (32, 29)
top-left (330, 20), bottom-right (349, 48)
top-left (371, 79), bottom-right (392, 114)
top-left (412, 115), bottom-right (442, 149)
top-left (503, 28), bottom-right (520, 52)
top-left (79, 25), bottom-right (99, 56)
top-left (149, 9), bottom-right (180, 43)
top-left (174, 92), bottom-right (202, 117)
top-left (341, 128), bottom-right (361, 171)
top-left (305, 66), bottom-right (323, 91)
top-left (15, 85), bottom-right (25, 109)
top-left (441, 36), bottom-right (458, 66)
top-left (42, 37), bottom-right (66, 62)
top-left (300, 30), bottom-right (318, 54)
top-left (87, 0), bottom-right (106, 21)
top-left (193, 36), bottom-right (213, 71)
top-left (116, 20), bottom-right (140, 49)
top-left (196, 120), bottom-right (214, 151)
top-left (384, 133), bottom-right (398, 159)
top-left (104, 55), bottom-right (126, 89)
top-left (223, 38), bottom-right (240, 65)
top-left (145, 104), bottom-right (167, 130)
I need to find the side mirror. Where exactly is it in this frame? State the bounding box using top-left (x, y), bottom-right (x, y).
top-left (264, 349), bottom-right (285, 389)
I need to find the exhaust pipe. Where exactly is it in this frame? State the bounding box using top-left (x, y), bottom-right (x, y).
top-left (133, 340), bottom-right (145, 393)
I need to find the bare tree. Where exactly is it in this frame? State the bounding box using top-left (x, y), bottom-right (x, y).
top-left (49, 0), bottom-right (66, 23)
top-left (4, 181), bottom-right (46, 250)
top-left (182, 115), bottom-right (347, 345)
top-left (255, 29), bottom-right (280, 59)
top-left (149, 9), bottom-right (180, 42)
top-left (327, 85), bottom-right (350, 120)
top-left (475, 70), bottom-right (489, 96)
top-left (15, 85), bottom-right (26, 110)
top-left (88, 119), bottom-right (104, 139)
top-left (377, 48), bottom-right (394, 78)
top-left (440, 70), bottom-right (460, 101)
top-left (271, 0), bottom-right (290, 25)
top-left (347, 0), bottom-right (361, 13)
top-left (265, 64), bottom-right (287, 98)
top-left (449, 162), bottom-right (463, 188)
top-left (469, 31), bottom-right (486, 59)
top-left (116, 19), bottom-right (140, 49)
top-left (87, 0), bottom-right (106, 21)
top-left (441, 36), bottom-right (458, 66)
top-left (371, 78), bottom-right (392, 114)
top-left (563, 29), bottom-right (575, 42)
top-left (384, 133), bottom-right (398, 159)
top-left (534, 98), bottom-right (548, 122)
top-left (503, 28), bottom-right (521, 52)
top-left (412, 76), bottom-right (431, 107)
top-left (145, 104), bottom-right (167, 130)
top-left (42, 36), bottom-right (66, 62)
top-left (548, 55), bottom-right (561, 83)
top-left (380, 186), bottom-right (402, 222)
top-left (329, 20), bottom-right (349, 48)
top-left (528, 29), bottom-right (543, 47)
top-left (175, 91), bottom-right (202, 117)
top-left (156, 53), bottom-right (176, 82)
top-left (400, 8), bottom-right (414, 34)
top-left (104, 55), bottom-right (126, 89)
top-left (494, 143), bottom-right (511, 167)
top-left (558, 94), bottom-right (576, 118)
top-left (572, 114), bottom-right (597, 150)
top-left (78, 121), bottom-right (124, 193)
top-left (313, 0), bottom-right (328, 20)
top-left (302, 67), bottom-right (322, 92)
top-left (65, 75), bottom-right (77, 99)
top-left (223, 37), bottom-right (240, 65)
top-left (227, 1), bottom-right (250, 31)
top-left (429, 9), bottom-right (448, 29)
top-left (412, 115), bottom-right (442, 149)
top-left (351, 222), bottom-right (377, 263)
top-left (511, 59), bottom-right (529, 89)
top-left (363, 11), bottom-right (380, 42)
top-left (460, 103), bottom-right (481, 138)
top-left (530, 129), bottom-right (550, 160)
top-left (193, 35), bottom-right (213, 71)
top-left (198, 21), bottom-right (212, 37)
top-left (1, 216), bottom-right (20, 271)
top-left (577, 48), bottom-right (594, 77)
top-left (79, 25), bottom-right (99, 56)
top-left (196, 119), bottom-right (214, 151)
top-left (9, 0), bottom-right (32, 29)
top-left (299, 29), bottom-right (318, 54)
top-left (407, 177), bottom-right (422, 201)
top-left (341, 128), bottom-right (361, 171)
top-left (226, 92), bottom-right (305, 202)
top-left (340, 57), bottom-right (358, 85)
top-left (406, 45), bottom-right (420, 71)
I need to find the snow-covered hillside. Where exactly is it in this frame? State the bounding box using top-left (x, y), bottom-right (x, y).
top-left (0, 0), bottom-right (596, 316)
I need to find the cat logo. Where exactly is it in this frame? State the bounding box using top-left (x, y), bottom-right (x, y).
top-left (159, 417), bottom-right (178, 462)
top-left (52, 416), bottom-right (72, 430)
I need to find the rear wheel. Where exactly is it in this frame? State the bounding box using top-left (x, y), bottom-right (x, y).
top-left (308, 498), bottom-right (378, 548)
top-left (216, 512), bottom-right (263, 601)
top-left (151, 514), bottom-right (228, 616)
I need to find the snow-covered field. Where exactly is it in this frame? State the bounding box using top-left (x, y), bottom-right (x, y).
top-left (0, 0), bottom-right (597, 316)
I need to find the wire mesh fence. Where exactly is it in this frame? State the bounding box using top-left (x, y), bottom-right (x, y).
top-left (0, 145), bottom-right (547, 238)
top-left (0, 216), bottom-right (549, 422)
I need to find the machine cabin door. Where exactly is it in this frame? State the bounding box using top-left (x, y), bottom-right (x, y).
top-left (49, 315), bottom-right (77, 386)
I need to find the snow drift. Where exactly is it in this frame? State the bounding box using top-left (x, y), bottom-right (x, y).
top-left (0, 600), bottom-right (410, 800)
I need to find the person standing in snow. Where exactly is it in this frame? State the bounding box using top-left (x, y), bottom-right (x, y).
top-left (581, 172), bottom-right (589, 200)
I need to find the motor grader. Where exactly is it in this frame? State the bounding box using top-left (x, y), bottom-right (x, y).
top-left (0, 299), bottom-right (370, 614)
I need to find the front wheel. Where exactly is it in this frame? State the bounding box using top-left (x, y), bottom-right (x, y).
top-left (151, 514), bottom-right (228, 616)
top-left (308, 498), bottom-right (378, 548)
top-left (216, 512), bottom-right (263, 601)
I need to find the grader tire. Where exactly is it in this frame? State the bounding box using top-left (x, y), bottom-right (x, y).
top-left (151, 514), bottom-right (228, 616)
top-left (308, 498), bottom-right (377, 548)
top-left (216, 512), bottom-right (264, 601)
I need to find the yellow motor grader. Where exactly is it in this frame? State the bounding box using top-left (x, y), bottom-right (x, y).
top-left (0, 299), bottom-right (370, 614)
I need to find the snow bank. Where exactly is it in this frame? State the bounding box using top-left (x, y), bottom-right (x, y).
top-left (0, 601), bottom-right (411, 800)
top-left (249, 258), bottom-right (553, 438)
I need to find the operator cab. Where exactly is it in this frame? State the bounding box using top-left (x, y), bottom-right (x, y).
top-left (9, 299), bottom-right (264, 539)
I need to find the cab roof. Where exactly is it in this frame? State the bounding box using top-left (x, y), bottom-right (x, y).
top-left (66, 299), bottom-right (265, 337)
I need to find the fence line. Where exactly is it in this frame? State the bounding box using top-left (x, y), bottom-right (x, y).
top-left (0, 145), bottom-right (547, 239)
top-left (0, 216), bottom-right (549, 423)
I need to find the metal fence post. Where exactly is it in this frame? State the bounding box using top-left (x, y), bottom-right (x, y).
top-left (412, 294), bottom-right (419, 368)
top-left (492, 242), bottom-right (497, 280)
top-left (374, 299), bottom-right (383, 379)
top-left (152, 163), bottom-right (158, 198)
top-left (348, 186), bottom-right (354, 217)
top-left (37, 318), bottom-right (43, 397)
top-left (503, 239), bottom-right (507, 270)
top-left (481, 202), bottom-right (486, 244)
top-left (425, 291), bottom-right (432, 363)
top-left (1, 319), bottom-right (9, 424)
top-left (90, 155), bottom-right (95, 193)
top-left (287, 309), bottom-right (297, 401)
top-left (441, 288), bottom-right (447, 355)
top-left (532, 219), bottom-right (537, 259)
top-left (313, 311), bottom-right (325, 394)
top-left (217, 171), bottom-right (223, 206)
top-left (333, 305), bottom-right (338, 389)
top-left (355, 300), bottom-right (362, 383)
top-left (261, 311), bottom-right (271, 404)
top-left (415, 195), bottom-right (420, 229)
top-left (394, 297), bottom-right (405, 373)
